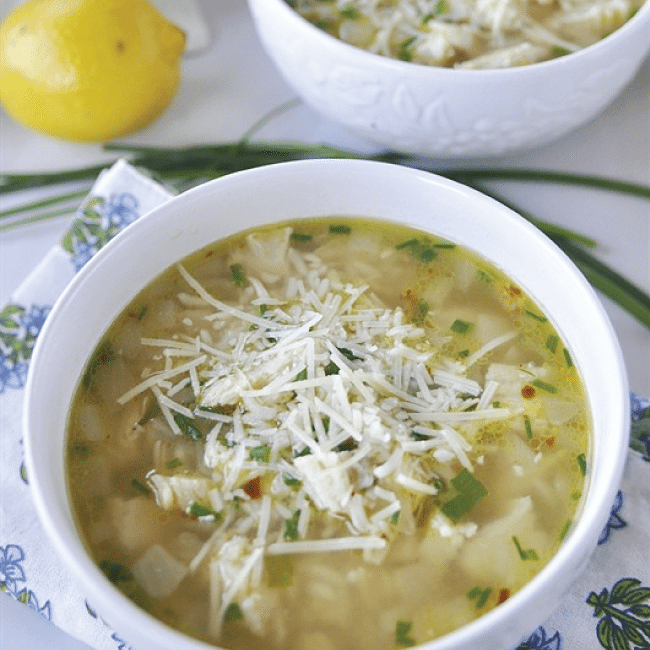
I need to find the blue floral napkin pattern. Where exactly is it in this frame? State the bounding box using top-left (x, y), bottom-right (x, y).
top-left (1, 160), bottom-right (649, 650)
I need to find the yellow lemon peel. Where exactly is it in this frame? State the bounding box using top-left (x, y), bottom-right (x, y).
top-left (0, 0), bottom-right (186, 142)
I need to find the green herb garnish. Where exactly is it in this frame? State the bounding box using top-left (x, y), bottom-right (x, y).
top-left (224, 602), bottom-right (243, 622)
top-left (339, 5), bottom-right (361, 19)
top-left (395, 620), bottom-right (416, 647)
top-left (189, 502), bottom-right (222, 520)
top-left (441, 468), bottom-right (488, 523)
top-left (450, 319), bottom-right (472, 335)
top-left (283, 509), bottom-right (301, 541)
top-left (559, 519), bottom-right (572, 541)
top-left (512, 536), bottom-right (539, 561)
top-left (173, 413), bottom-right (203, 441)
top-left (283, 473), bottom-right (302, 487)
top-left (525, 309), bottom-right (548, 323)
top-left (577, 452), bottom-right (587, 477)
top-left (166, 457), bottom-right (183, 470)
top-left (546, 334), bottom-right (559, 353)
top-left (467, 586), bottom-right (492, 608)
top-left (524, 415), bottom-right (533, 439)
top-left (130, 478), bottom-right (150, 496)
top-left (398, 35), bottom-right (417, 62)
top-left (249, 445), bottom-right (271, 463)
top-left (435, 0), bottom-right (450, 14)
top-left (563, 347), bottom-right (574, 367)
top-left (229, 262), bottom-right (246, 287)
top-left (329, 224), bottom-right (351, 234)
top-left (100, 560), bottom-right (133, 583)
top-left (532, 378), bottom-right (558, 394)
top-left (290, 232), bottom-right (312, 242)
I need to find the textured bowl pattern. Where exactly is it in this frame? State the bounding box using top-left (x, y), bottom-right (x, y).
top-left (248, 0), bottom-right (650, 156)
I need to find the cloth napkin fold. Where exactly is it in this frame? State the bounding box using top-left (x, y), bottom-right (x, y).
top-left (1, 161), bottom-right (648, 650)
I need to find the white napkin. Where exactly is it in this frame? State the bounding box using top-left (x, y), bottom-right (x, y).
top-left (1, 160), bottom-right (648, 650)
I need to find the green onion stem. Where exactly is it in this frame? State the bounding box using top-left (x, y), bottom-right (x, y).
top-left (1, 134), bottom-right (648, 333)
top-left (473, 184), bottom-right (650, 330)
top-left (439, 168), bottom-right (650, 199)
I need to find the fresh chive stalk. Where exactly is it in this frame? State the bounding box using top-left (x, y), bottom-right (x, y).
top-left (1, 107), bottom-right (649, 334)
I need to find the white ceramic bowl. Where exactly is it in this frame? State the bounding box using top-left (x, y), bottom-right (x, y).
top-left (24, 159), bottom-right (629, 650)
top-left (247, 0), bottom-right (650, 157)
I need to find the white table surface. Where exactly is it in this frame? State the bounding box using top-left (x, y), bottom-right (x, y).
top-left (1, 0), bottom-right (649, 648)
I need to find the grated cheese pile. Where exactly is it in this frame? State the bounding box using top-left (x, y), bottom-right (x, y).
top-left (288, 0), bottom-right (644, 68)
top-left (119, 227), bottom-right (522, 634)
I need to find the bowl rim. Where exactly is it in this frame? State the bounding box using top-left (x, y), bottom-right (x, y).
top-left (24, 159), bottom-right (630, 650)
top-left (250, 0), bottom-right (650, 76)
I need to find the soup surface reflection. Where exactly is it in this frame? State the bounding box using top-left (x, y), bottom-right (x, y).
top-left (67, 218), bottom-right (590, 649)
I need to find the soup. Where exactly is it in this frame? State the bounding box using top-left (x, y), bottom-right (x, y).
top-left (67, 218), bottom-right (590, 649)
top-left (287, 0), bottom-right (645, 68)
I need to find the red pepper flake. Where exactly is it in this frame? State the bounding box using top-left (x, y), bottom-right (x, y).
top-left (243, 476), bottom-right (262, 500)
top-left (545, 436), bottom-right (556, 448)
top-left (497, 588), bottom-right (511, 604)
top-left (521, 385), bottom-right (536, 399)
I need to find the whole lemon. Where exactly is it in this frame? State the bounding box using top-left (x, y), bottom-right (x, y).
top-left (0, 0), bottom-right (185, 142)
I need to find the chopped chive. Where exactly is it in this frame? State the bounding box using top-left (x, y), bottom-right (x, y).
top-left (136, 305), bottom-right (148, 322)
top-left (166, 457), bottom-right (183, 470)
top-left (229, 263), bottom-right (246, 287)
top-left (70, 442), bottom-right (90, 458)
top-left (525, 310), bottom-right (548, 323)
top-left (512, 536), bottom-right (539, 561)
top-left (532, 378), bottom-right (558, 394)
top-left (572, 490), bottom-right (582, 501)
top-left (450, 319), bottom-right (472, 335)
top-left (551, 45), bottom-right (571, 58)
top-left (416, 300), bottom-right (429, 320)
top-left (337, 346), bottom-right (361, 361)
top-left (563, 347), bottom-right (574, 367)
top-left (559, 519), bottom-right (572, 541)
top-left (259, 303), bottom-right (269, 315)
top-left (395, 620), bottom-right (416, 647)
top-left (131, 478), bottom-right (150, 496)
top-left (339, 5), bottom-right (361, 19)
top-left (435, 0), bottom-right (450, 14)
top-left (283, 509), bottom-right (301, 541)
top-left (249, 445), bottom-right (271, 463)
top-left (83, 341), bottom-right (116, 388)
top-left (189, 502), bottom-right (222, 520)
top-left (441, 468), bottom-right (488, 523)
top-left (398, 35), bottom-right (417, 61)
top-left (324, 360), bottom-right (340, 375)
top-left (396, 238), bottom-right (419, 250)
top-left (390, 510), bottom-right (401, 525)
top-left (290, 232), bottom-right (312, 242)
top-left (329, 224), bottom-right (351, 234)
top-left (333, 437), bottom-right (358, 452)
top-left (433, 242), bottom-right (455, 249)
top-left (173, 413), bottom-right (203, 441)
top-left (523, 415), bottom-right (533, 439)
top-left (224, 602), bottom-right (243, 622)
top-left (457, 349), bottom-right (470, 359)
top-left (467, 586), bottom-right (492, 608)
top-left (576, 453), bottom-right (587, 477)
top-left (418, 247), bottom-right (437, 263)
top-left (283, 473), bottom-right (302, 487)
top-left (546, 334), bottom-right (559, 353)
top-left (100, 560), bottom-right (133, 583)
top-left (476, 587), bottom-right (492, 608)
top-left (295, 368), bottom-right (308, 381)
